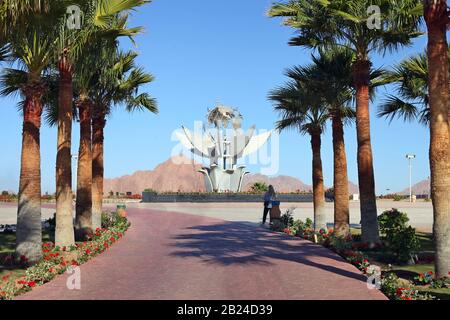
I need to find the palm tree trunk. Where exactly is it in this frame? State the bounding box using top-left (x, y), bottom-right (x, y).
top-left (424, 0), bottom-right (450, 279)
top-left (310, 130), bottom-right (326, 231)
top-left (15, 83), bottom-right (45, 264)
top-left (92, 109), bottom-right (106, 231)
top-left (353, 59), bottom-right (380, 244)
top-left (332, 111), bottom-right (350, 237)
top-left (75, 97), bottom-right (93, 239)
top-left (55, 55), bottom-right (75, 247)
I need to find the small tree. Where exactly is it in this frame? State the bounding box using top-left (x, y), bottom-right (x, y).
top-left (378, 209), bottom-right (420, 263)
top-left (250, 182), bottom-right (269, 193)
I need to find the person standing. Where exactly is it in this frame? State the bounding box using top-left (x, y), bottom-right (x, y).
top-left (262, 185), bottom-right (276, 225)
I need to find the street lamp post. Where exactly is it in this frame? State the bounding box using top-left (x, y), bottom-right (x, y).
top-left (71, 154), bottom-right (78, 192)
top-left (406, 154), bottom-right (416, 203)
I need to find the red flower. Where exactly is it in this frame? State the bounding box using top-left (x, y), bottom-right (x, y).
top-left (48, 268), bottom-right (54, 273)
top-left (17, 279), bottom-right (27, 285)
top-left (85, 249), bottom-right (91, 255)
top-left (27, 281), bottom-right (36, 287)
top-left (1, 274), bottom-right (10, 281)
top-left (396, 288), bottom-right (406, 296)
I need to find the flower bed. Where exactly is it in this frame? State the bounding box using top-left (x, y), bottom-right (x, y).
top-left (271, 212), bottom-right (447, 300)
top-left (0, 212), bottom-right (130, 300)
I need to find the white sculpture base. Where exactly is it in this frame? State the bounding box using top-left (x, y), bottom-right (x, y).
top-left (199, 165), bottom-right (248, 193)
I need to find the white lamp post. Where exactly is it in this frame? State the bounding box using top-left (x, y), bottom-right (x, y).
top-left (71, 154), bottom-right (78, 192)
top-left (406, 154), bottom-right (416, 203)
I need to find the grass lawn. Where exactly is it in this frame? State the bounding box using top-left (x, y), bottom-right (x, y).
top-left (391, 264), bottom-right (450, 300)
top-left (349, 229), bottom-right (449, 300)
top-left (0, 232), bottom-right (52, 282)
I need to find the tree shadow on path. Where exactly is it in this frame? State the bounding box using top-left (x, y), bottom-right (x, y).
top-left (170, 220), bottom-right (368, 283)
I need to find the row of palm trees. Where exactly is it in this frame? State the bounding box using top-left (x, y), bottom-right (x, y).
top-left (0, 0), bottom-right (157, 264)
top-left (268, 0), bottom-right (449, 279)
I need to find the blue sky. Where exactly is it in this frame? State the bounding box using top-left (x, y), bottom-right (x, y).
top-left (0, 0), bottom-right (436, 195)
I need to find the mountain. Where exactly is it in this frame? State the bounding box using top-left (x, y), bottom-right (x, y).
top-left (104, 156), bottom-right (359, 194)
top-left (398, 179), bottom-right (431, 196)
top-left (104, 156), bottom-right (205, 194)
top-left (242, 174), bottom-right (311, 193)
top-left (348, 181), bottom-right (359, 195)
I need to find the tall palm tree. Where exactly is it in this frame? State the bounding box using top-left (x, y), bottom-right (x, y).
top-left (90, 49), bottom-right (158, 229)
top-left (378, 49), bottom-right (450, 125)
top-left (54, 0), bottom-right (148, 246)
top-left (423, 0), bottom-right (450, 279)
top-left (307, 49), bottom-right (385, 237)
top-left (0, 6), bottom-right (61, 264)
top-left (268, 0), bottom-right (422, 244)
top-left (269, 76), bottom-right (328, 232)
top-left (298, 49), bottom-right (355, 237)
top-left (72, 45), bottom-right (100, 239)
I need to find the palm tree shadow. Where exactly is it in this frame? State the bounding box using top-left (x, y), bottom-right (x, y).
top-left (170, 221), bottom-right (368, 282)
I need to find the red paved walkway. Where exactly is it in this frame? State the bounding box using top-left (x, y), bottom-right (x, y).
top-left (19, 208), bottom-right (386, 300)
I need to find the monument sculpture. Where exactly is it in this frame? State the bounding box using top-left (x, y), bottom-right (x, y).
top-left (176, 105), bottom-right (272, 192)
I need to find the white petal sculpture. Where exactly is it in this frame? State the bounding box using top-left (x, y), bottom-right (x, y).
top-left (177, 105), bottom-right (272, 192)
top-left (242, 130), bottom-right (273, 157)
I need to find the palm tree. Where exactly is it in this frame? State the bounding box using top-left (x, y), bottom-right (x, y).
top-left (72, 46), bottom-right (99, 239)
top-left (306, 49), bottom-right (385, 237)
top-left (54, 0), bottom-right (148, 246)
top-left (268, 0), bottom-right (422, 244)
top-left (0, 5), bottom-right (61, 264)
top-left (300, 49), bottom-right (355, 237)
top-left (90, 49), bottom-right (157, 229)
top-left (269, 75), bottom-right (328, 232)
top-left (423, 0), bottom-right (450, 279)
top-left (378, 49), bottom-right (450, 124)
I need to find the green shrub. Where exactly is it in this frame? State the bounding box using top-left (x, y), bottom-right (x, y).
top-left (380, 272), bottom-right (402, 299)
top-left (378, 208), bottom-right (409, 233)
top-left (292, 218), bottom-right (314, 238)
top-left (101, 211), bottom-right (128, 229)
top-left (280, 209), bottom-right (295, 228)
top-left (329, 235), bottom-right (353, 251)
top-left (249, 182), bottom-right (269, 193)
top-left (378, 209), bottom-right (420, 263)
top-left (44, 213), bottom-right (56, 231)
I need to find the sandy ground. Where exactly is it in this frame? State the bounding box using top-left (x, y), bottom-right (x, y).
top-left (0, 199), bottom-right (434, 232)
top-left (0, 203), bottom-right (57, 225)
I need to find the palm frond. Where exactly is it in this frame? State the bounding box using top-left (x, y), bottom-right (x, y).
top-left (125, 93), bottom-right (158, 113)
top-left (0, 68), bottom-right (27, 97)
top-left (377, 94), bottom-right (420, 123)
top-left (95, 0), bottom-right (149, 28)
